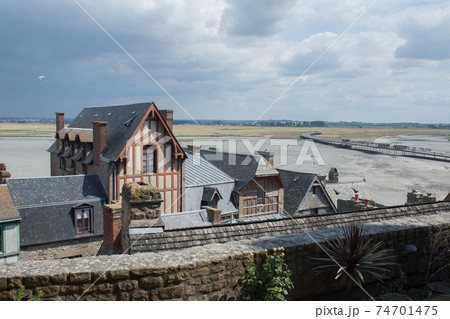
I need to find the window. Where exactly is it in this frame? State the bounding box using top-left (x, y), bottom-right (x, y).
top-left (75, 207), bottom-right (92, 234)
top-left (257, 180), bottom-right (265, 204)
top-left (143, 145), bottom-right (157, 173)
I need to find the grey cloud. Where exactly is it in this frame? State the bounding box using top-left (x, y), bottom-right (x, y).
top-left (220, 0), bottom-right (296, 37)
top-left (395, 16), bottom-right (450, 60)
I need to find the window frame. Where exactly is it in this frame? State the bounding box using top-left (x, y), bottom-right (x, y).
top-left (256, 180), bottom-right (265, 204)
top-left (74, 205), bottom-right (93, 235)
top-left (143, 145), bottom-right (157, 174)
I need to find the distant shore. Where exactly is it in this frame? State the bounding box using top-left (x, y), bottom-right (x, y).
top-left (1, 123), bottom-right (449, 140)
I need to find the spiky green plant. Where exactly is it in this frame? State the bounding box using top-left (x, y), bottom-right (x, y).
top-left (313, 224), bottom-right (396, 300)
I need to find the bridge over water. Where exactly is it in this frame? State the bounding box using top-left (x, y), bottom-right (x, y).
top-left (301, 132), bottom-right (450, 162)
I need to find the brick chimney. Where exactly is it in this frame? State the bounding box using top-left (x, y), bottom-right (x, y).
top-left (92, 121), bottom-right (107, 166)
top-left (103, 203), bottom-right (122, 251)
top-left (205, 207), bottom-right (221, 225)
top-left (55, 112), bottom-right (65, 148)
top-left (160, 110), bottom-right (173, 131)
top-left (0, 163), bottom-right (11, 184)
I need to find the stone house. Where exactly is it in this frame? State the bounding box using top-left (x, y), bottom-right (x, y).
top-left (0, 185), bottom-right (21, 263)
top-left (196, 148), bottom-right (284, 219)
top-left (48, 102), bottom-right (186, 213)
top-left (278, 169), bottom-right (337, 216)
top-left (5, 175), bottom-right (107, 260)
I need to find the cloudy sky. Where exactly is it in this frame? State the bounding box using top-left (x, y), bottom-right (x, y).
top-left (1, 0), bottom-right (450, 123)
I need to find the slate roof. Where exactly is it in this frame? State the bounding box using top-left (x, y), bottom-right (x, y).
top-left (6, 175), bottom-right (107, 246)
top-left (0, 185), bottom-right (20, 222)
top-left (6, 175), bottom-right (107, 206)
top-left (184, 151), bottom-right (235, 187)
top-left (326, 181), bottom-right (371, 205)
top-left (48, 103), bottom-right (150, 161)
top-left (278, 169), bottom-right (317, 214)
top-left (202, 187), bottom-right (222, 202)
top-left (128, 201), bottom-right (450, 253)
top-left (161, 210), bottom-right (212, 230)
top-left (198, 150), bottom-right (278, 191)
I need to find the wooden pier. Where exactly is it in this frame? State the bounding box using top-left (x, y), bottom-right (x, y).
top-left (301, 133), bottom-right (450, 162)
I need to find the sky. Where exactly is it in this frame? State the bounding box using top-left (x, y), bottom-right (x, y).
top-left (1, 0), bottom-right (450, 123)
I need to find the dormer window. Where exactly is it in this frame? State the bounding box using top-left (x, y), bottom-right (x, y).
top-left (74, 205), bottom-right (93, 235)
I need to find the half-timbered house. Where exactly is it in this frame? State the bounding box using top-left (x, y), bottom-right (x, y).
top-left (48, 102), bottom-right (186, 213)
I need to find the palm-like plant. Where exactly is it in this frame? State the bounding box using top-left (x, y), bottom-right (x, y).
top-left (313, 224), bottom-right (396, 300)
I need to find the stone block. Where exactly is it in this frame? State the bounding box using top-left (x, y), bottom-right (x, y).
top-left (197, 284), bottom-right (213, 294)
top-left (0, 278), bottom-right (7, 291)
top-left (36, 285), bottom-right (60, 298)
top-left (97, 283), bottom-right (115, 293)
top-left (7, 277), bottom-right (21, 289)
top-left (91, 271), bottom-right (108, 282)
top-left (139, 276), bottom-right (164, 289)
top-left (50, 273), bottom-right (68, 285)
top-left (213, 280), bottom-right (226, 291)
top-left (211, 265), bottom-right (225, 273)
top-left (108, 269), bottom-right (130, 280)
top-left (158, 285), bottom-right (184, 299)
top-left (227, 277), bottom-right (240, 287)
top-left (191, 267), bottom-right (210, 278)
top-left (131, 268), bottom-right (166, 277)
top-left (231, 267), bottom-right (245, 277)
top-left (23, 275), bottom-right (49, 288)
top-left (119, 292), bottom-right (129, 301)
top-left (131, 289), bottom-right (149, 301)
top-left (69, 272), bottom-right (91, 284)
top-left (116, 280), bottom-right (138, 292)
top-left (80, 283), bottom-right (96, 295)
top-left (0, 290), bottom-right (14, 301)
top-left (167, 272), bottom-right (189, 284)
top-left (60, 285), bottom-right (80, 295)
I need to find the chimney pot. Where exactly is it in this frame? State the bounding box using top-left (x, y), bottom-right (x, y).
top-left (55, 112), bottom-right (65, 148)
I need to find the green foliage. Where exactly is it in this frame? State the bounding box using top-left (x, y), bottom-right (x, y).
top-left (240, 247), bottom-right (293, 301)
top-left (313, 225), bottom-right (396, 300)
top-left (16, 285), bottom-right (43, 301)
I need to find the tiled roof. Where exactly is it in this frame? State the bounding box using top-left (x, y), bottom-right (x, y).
top-left (6, 175), bottom-right (107, 206)
top-left (0, 185), bottom-right (20, 222)
top-left (128, 201), bottom-right (450, 253)
top-left (184, 151), bottom-right (235, 187)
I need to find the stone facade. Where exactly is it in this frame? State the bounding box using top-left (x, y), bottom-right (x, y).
top-left (20, 236), bottom-right (103, 261)
top-left (1, 211), bottom-right (448, 301)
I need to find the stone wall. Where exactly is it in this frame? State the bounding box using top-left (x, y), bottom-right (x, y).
top-left (1, 212), bottom-right (448, 301)
top-left (20, 236), bottom-right (104, 261)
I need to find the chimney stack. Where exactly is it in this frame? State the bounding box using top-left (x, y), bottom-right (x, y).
top-left (257, 150), bottom-right (274, 165)
top-left (187, 144), bottom-right (201, 155)
top-left (0, 163), bottom-right (11, 184)
top-left (55, 112), bottom-right (65, 148)
top-left (92, 121), bottom-right (107, 166)
top-left (160, 110), bottom-right (173, 131)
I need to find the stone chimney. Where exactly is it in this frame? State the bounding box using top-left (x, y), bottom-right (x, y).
top-left (121, 182), bottom-right (164, 253)
top-left (317, 174), bottom-right (327, 186)
top-left (55, 112), bottom-right (65, 148)
top-left (92, 121), bottom-right (107, 166)
top-left (0, 163), bottom-right (11, 184)
top-left (187, 144), bottom-right (201, 155)
top-left (328, 167), bottom-right (339, 183)
top-left (103, 203), bottom-right (122, 251)
top-left (160, 110), bottom-right (173, 131)
top-left (257, 150), bottom-right (274, 165)
top-left (205, 207), bottom-right (222, 225)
